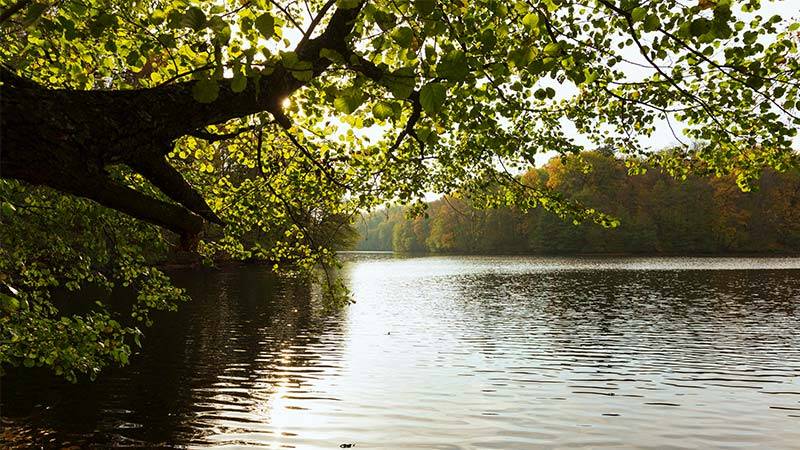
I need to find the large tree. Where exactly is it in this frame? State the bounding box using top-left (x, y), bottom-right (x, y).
top-left (1, 0), bottom-right (798, 378)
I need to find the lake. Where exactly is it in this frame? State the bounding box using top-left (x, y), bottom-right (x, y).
top-left (3, 254), bottom-right (800, 448)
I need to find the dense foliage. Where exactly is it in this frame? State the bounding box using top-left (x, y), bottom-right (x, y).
top-left (357, 151), bottom-right (800, 254)
top-left (1, 0), bottom-right (798, 379)
top-left (0, 151), bottom-right (358, 380)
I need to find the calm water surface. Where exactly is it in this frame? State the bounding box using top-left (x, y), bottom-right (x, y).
top-left (3, 255), bottom-right (800, 448)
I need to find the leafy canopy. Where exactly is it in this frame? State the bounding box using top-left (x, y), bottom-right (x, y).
top-left (1, 0), bottom-right (798, 379)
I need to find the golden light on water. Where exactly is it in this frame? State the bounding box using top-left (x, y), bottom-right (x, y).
top-left (267, 383), bottom-right (291, 430)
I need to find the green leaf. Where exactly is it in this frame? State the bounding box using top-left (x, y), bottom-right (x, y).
top-left (543, 42), bottom-right (561, 56)
top-left (230, 75), bottom-right (247, 93)
top-left (690, 18), bottom-right (710, 37)
top-left (337, 0), bottom-right (361, 10)
top-left (192, 78), bottom-right (220, 103)
top-left (89, 12), bottom-right (116, 37)
top-left (280, 51), bottom-right (300, 66)
top-left (710, 18), bottom-right (732, 39)
top-left (522, 12), bottom-right (539, 29)
top-left (125, 51), bottom-right (142, 68)
top-left (290, 68), bottom-right (313, 81)
top-left (0, 293), bottom-right (20, 312)
top-left (1, 201), bottom-right (16, 217)
top-left (280, 52), bottom-right (313, 80)
top-left (255, 13), bottom-right (275, 39)
top-left (631, 7), bottom-right (646, 23)
top-left (372, 101), bottom-right (395, 120)
top-left (583, 68), bottom-right (599, 84)
top-left (419, 82), bottom-right (447, 115)
top-left (643, 14), bottom-right (660, 32)
top-left (745, 76), bottom-right (764, 90)
top-left (479, 29), bottom-right (497, 50)
top-left (437, 49), bottom-right (469, 82)
top-left (182, 7), bottom-right (207, 31)
top-left (414, 0), bottom-right (436, 15)
top-left (320, 48), bottom-right (344, 63)
top-left (334, 89), bottom-right (364, 114)
top-left (391, 27), bottom-right (414, 47)
top-left (333, 97), bottom-right (352, 113)
top-left (509, 47), bottom-right (535, 68)
top-left (384, 67), bottom-right (416, 99)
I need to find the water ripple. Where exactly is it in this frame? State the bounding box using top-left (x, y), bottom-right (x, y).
top-left (3, 256), bottom-right (800, 448)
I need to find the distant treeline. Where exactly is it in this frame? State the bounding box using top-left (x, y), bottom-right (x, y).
top-left (355, 152), bottom-right (800, 254)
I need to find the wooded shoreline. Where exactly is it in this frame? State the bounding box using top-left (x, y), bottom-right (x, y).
top-left (357, 153), bottom-right (800, 255)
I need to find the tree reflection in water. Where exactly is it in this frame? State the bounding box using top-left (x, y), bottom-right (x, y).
top-left (3, 256), bottom-right (800, 448)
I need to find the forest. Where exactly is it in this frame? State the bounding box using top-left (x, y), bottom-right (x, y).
top-left (357, 151), bottom-right (800, 254)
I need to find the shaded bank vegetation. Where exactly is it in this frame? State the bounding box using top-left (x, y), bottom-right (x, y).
top-left (357, 152), bottom-right (800, 254)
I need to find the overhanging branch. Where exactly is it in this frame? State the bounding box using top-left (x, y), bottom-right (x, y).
top-left (127, 152), bottom-right (223, 226)
top-left (0, 1), bottom-right (368, 242)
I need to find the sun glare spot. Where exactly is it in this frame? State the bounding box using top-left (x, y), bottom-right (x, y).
top-left (281, 98), bottom-right (291, 108)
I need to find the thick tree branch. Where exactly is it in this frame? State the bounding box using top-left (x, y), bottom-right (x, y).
top-left (127, 153), bottom-right (223, 226)
top-left (89, 176), bottom-right (205, 247)
top-left (34, 167), bottom-right (206, 248)
top-left (0, 63), bottom-right (41, 88)
top-left (297, 0), bottom-right (338, 49)
top-left (133, 1), bottom-right (366, 145)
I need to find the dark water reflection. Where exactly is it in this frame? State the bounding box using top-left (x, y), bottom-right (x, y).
top-left (3, 255), bottom-right (800, 448)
